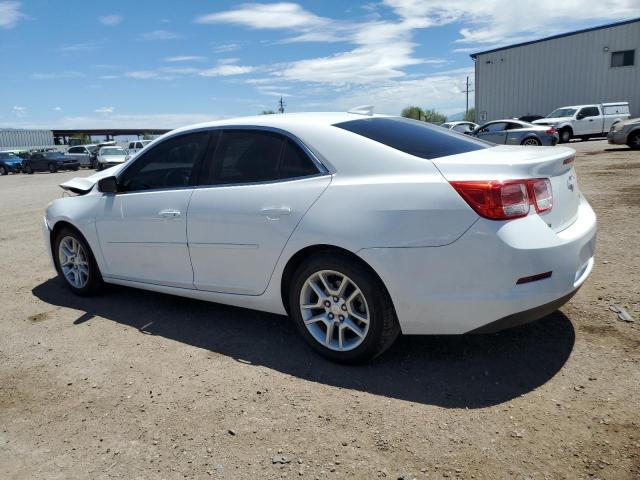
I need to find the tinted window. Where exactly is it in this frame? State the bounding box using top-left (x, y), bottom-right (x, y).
top-left (68, 147), bottom-right (81, 153)
top-left (334, 117), bottom-right (488, 159)
top-left (481, 122), bottom-right (508, 133)
top-left (579, 107), bottom-right (599, 118)
top-left (507, 122), bottom-right (526, 130)
top-left (611, 50), bottom-right (635, 67)
top-left (211, 130), bottom-right (318, 185)
top-left (119, 131), bottom-right (209, 192)
top-left (128, 142), bottom-right (135, 149)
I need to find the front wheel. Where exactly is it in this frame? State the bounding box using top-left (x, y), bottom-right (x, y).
top-left (97, 163), bottom-right (104, 171)
top-left (288, 253), bottom-right (400, 363)
top-left (0, 165), bottom-right (6, 176)
top-left (23, 163), bottom-right (33, 174)
top-left (48, 163), bottom-right (58, 173)
top-left (53, 228), bottom-right (103, 296)
top-left (559, 129), bottom-right (572, 143)
top-left (627, 132), bottom-right (640, 150)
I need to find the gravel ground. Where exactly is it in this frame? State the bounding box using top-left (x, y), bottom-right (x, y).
top-left (1, 139), bottom-right (639, 480)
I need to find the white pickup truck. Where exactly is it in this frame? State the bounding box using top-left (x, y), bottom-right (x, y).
top-left (533, 102), bottom-right (630, 143)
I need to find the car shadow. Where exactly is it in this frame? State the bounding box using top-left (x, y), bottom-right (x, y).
top-left (32, 278), bottom-right (575, 409)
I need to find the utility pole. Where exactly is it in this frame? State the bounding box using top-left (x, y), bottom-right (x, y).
top-left (278, 96), bottom-right (286, 114)
top-left (462, 76), bottom-right (474, 115)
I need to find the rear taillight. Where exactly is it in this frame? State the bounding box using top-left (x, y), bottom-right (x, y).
top-left (546, 127), bottom-right (557, 135)
top-left (450, 178), bottom-right (553, 220)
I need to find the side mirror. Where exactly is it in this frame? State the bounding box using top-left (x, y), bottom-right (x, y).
top-left (98, 176), bottom-right (118, 194)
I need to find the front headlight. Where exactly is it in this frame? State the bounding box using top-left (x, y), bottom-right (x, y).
top-left (612, 123), bottom-right (624, 132)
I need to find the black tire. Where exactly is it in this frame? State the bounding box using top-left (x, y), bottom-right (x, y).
top-left (48, 163), bottom-right (58, 173)
top-left (23, 163), bottom-right (33, 174)
top-left (627, 132), bottom-right (640, 150)
top-left (71, 167), bottom-right (79, 171)
top-left (97, 163), bottom-right (104, 171)
top-left (288, 252), bottom-right (400, 364)
top-left (0, 165), bottom-right (6, 176)
top-left (92, 159), bottom-right (98, 169)
top-left (53, 227), bottom-right (103, 296)
top-left (559, 128), bottom-right (572, 143)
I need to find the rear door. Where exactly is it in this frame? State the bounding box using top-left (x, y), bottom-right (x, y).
top-left (476, 122), bottom-right (508, 144)
top-left (187, 129), bottom-right (331, 295)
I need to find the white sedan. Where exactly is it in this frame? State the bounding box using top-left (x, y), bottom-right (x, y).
top-left (44, 111), bottom-right (596, 363)
top-left (96, 146), bottom-right (129, 171)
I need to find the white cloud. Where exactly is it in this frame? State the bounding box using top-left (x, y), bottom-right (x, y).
top-left (12, 105), bottom-right (26, 117)
top-left (53, 106), bottom-right (62, 112)
top-left (0, 1), bottom-right (23, 29)
top-left (125, 70), bottom-right (175, 80)
top-left (164, 55), bottom-right (206, 62)
top-left (100, 75), bottom-right (119, 80)
top-left (95, 106), bottom-right (114, 114)
top-left (212, 43), bottom-right (241, 53)
top-left (31, 71), bottom-right (85, 80)
top-left (58, 42), bottom-right (100, 53)
top-left (53, 113), bottom-right (221, 129)
top-left (196, 3), bottom-right (328, 30)
top-left (139, 30), bottom-right (181, 41)
top-left (99, 14), bottom-right (122, 26)
top-left (199, 64), bottom-right (255, 77)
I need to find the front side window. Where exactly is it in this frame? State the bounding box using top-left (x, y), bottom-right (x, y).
top-left (118, 131), bottom-right (210, 192)
top-left (210, 130), bottom-right (318, 185)
top-left (579, 107), bottom-right (600, 118)
top-left (68, 147), bottom-right (81, 154)
top-left (452, 124), bottom-right (472, 133)
top-left (611, 50), bottom-right (635, 67)
top-left (334, 117), bottom-right (488, 160)
top-left (481, 122), bottom-right (508, 133)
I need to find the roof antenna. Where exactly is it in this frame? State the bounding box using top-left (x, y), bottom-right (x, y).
top-left (348, 105), bottom-right (374, 116)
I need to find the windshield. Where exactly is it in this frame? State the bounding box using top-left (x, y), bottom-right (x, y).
top-left (101, 148), bottom-right (125, 155)
top-left (44, 152), bottom-right (64, 158)
top-left (547, 108), bottom-right (577, 118)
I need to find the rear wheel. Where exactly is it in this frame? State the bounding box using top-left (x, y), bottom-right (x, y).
top-left (521, 137), bottom-right (541, 146)
top-left (0, 165), bottom-right (6, 176)
top-left (48, 163), bottom-right (57, 173)
top-left (23, 163), bottom-right (33, 174)
top-left (97, 162), bottom-right (104, 171)
top-left (559, 128), bottom-right (572, 143)
top-left (53, 227), bottom-right (103, 296)
top-left (288, 253), bottom-right (400, 363)
top-left (627, 132), bottom-right (640, 150)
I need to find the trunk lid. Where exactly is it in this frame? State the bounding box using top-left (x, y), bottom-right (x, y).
top-left (432, 145), bottom-right (580, 232)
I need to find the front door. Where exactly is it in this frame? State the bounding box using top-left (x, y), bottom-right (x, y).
top-left (188, 129), bottom-right (331, 295)
top-left (574, 106), bottom-right (601, 136)
top-left (476, 122), bottom-right (508, 144)
top-left (95, 130), bottom-right (211, 287)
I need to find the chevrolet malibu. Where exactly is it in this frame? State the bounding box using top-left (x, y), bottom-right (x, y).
top-left (43, 111), bottom-right (596, 363)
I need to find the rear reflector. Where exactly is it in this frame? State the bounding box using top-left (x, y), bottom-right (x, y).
top-left (563, 156), bottom-right (575, 165)
top-left (516, 271), bottom-right (552, 285)
top-left (450, 178), bottom-right (553, 220)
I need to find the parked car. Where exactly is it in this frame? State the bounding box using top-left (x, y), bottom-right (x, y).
top-left (127, 140), bottom-right (152, 155)
top-left (23, 152), bottom-right (80, 173)
top-left (66, 145), bottom-right (99, 169)
top-left (607, 118), bottom-right (640, 149)
top-left (470, 120), bottom-right (559, 146)
top-left (440, 121), bottom-right (479, 134)
top-left (0, 151), bottom-right (23, 175)
top-left (47, 112), bottom-right (596, 363)
top-left (96, 146), bottom-right (129, 170)
top-left (533, 102), bottom-right (630, 143)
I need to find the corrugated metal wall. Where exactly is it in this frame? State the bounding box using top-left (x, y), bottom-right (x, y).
top-left (474, 21), bottom-right (640, 121)
top-left (0, 130), bottom-right (55, 149)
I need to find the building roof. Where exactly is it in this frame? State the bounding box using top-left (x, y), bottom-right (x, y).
top-left (470, 17), bottom-right (640, 59)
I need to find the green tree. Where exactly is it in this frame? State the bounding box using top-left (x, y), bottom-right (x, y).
top-left (261, 110), bottom-right (275, 115)
top-left (464, 108), bottom-right (476, 123)
top-left (401, 106), bottom-right (425, 121)
top-left (423, 108), bottom-right (447, 124)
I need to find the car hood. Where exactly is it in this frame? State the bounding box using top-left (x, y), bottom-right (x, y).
top-left (617, 117), bottom-right (640, 126)
top-left (532, 117), bottom-right (572, 125)
top-left (59, 164), bottom-right (125, 194)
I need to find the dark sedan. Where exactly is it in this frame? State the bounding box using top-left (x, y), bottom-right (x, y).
top-left (22, 152), bottom-right (80, 174)
top-left (0, 152), bottom-right (23, 175)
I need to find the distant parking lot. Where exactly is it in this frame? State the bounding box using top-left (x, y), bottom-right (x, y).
top-left (1, 139), bottom-right (639, 479)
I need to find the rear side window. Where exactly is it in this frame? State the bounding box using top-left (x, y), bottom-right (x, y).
top-left (211, 130), bottom-right (319, 185)
top-left (334, 117), bottom-right (489, 159)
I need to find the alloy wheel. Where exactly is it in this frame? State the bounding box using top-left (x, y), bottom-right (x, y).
top-left (299, 270), bottom-right (370, 351)
top-left (522, 138), bottom-right (540, 146)
top-left (58, 236), bottom-right (90, 289)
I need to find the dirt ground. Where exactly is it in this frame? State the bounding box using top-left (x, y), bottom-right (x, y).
top-left (0, 139), bottom-right (639, 480)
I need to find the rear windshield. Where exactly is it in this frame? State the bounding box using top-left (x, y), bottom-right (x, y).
top-left (334, 117), bottom-right (490, 159)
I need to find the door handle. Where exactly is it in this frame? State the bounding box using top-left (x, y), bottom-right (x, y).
top-left (261, 206), bottom-right (291, 219)
top-left (158, 209), bottom-right (181, 218)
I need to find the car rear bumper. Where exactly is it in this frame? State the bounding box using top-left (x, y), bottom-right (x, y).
top-left (358, 197), bottom-right (596, 335)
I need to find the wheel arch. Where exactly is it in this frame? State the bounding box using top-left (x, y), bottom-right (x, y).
top-left (49, 220), bottom-right (97, 272)
top-left (279, 244), bottom-right (395, 316)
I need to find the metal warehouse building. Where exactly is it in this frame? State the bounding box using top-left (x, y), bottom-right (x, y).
top-left (471, 18), bottom-right (640, 122)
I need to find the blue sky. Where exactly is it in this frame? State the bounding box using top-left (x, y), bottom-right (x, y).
top-left (0, 0), bottom-right (638, 129)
